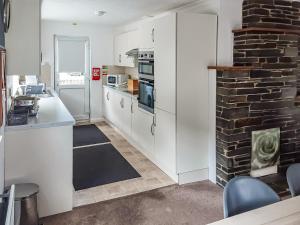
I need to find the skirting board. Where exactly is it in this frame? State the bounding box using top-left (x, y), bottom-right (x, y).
top-left (178, 168), bottom-right (209, 185)
top-left (90, 117), bottom-right (105, 123)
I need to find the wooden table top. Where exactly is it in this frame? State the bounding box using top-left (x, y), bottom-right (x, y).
top-left (207, 196), bottom-right (300, 225)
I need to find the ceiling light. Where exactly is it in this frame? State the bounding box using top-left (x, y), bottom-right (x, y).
top-left (95, 10), bottom-right (107, 17)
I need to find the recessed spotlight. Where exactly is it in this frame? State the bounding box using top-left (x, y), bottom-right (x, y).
top-left (95, 10), bottom-right (107, 17)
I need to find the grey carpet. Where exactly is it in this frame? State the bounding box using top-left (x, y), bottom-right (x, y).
top-left (41, 181), bottom-right (223, 225)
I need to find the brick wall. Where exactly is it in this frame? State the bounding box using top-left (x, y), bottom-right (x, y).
top-left (243, 0), bottom-right (300, 30)
top-left (215, 0), bottom-right (300, 187)
top-left (216, 69), bottom-right (300, 187)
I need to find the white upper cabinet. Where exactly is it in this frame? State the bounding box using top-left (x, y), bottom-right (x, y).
top-left (114, 30), bottom-right (139, 67)
top-left (5, 0), bottom-right (41, 76)
top-left (154, 13), bottom-right (176, 114)
top-left (139, 19), bottom-right (155, 50)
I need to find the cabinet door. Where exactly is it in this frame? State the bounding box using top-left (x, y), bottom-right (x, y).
top-left (154, 13), bottom-right (176, 114)
top-left (132, 100), bottom-right (155, 156)
top-left (103, 87), bottom-right (113, 123)
top-left (123, 30), bottom-right (139, 68)
top-left (154, 108), bottom-right (176, 177)
top-left (116, 94), bottom-right (132, 137)
top-left (139, 20), bottom-right (154, 50)
top-left (114, 35), bottom-right (121, 66)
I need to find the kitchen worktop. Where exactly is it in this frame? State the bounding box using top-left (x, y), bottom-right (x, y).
top-left (5, 90), bottom-right (75, 132)
top-left (103, 85), bottom-right (138, 98)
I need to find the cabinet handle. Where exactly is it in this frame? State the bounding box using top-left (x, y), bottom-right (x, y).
top-left (153, 113), bottom-right (156, 126)
top-left (106, 92), bottom-right (110, 101)
top-left (153, 88), bottom-right (156, 102)
top-left (152, 28), bottom-right (155, 43)
top-left (120, 98), bottom-right (124, 108)
top-left (131, 102), bottom-right (133, 113)
top-left (119, 54), bottom-right (122, 63)
top-left (151, 123), bottom-right (155, 136)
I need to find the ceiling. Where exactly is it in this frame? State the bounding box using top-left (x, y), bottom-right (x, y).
top-left (41, 0), bottom-right (197, 26)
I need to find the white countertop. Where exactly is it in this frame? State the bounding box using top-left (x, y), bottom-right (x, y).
top-left (5, 90), bottom-right (75, 132)
top-left (103, 85), bottom-right (138, 99)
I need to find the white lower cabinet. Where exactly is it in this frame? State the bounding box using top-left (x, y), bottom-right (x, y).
top-left (103, 87), bottom-right (132, 137)
top-left (103, 87), bottom-right (113, 124)
top-left (154, 109), bottom-right (177, 179)
top-left (115, 94), bottom-right (132, 137)
top-left (131, 99), bottom-right (155, 157)
top-left (103, 87), bottom-right (178, 182)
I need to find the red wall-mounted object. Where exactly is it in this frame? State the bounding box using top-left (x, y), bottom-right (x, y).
top-left (92, 67), bottom-right (101, 80)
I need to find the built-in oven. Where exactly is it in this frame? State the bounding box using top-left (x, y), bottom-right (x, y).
top-left (138, 79), bottom-right (154, 114)
top-left (138, 51), bottom-right (154, 80)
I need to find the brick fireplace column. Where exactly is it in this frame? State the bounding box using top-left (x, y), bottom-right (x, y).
top-left (212, 0), bottom-right (300, 188)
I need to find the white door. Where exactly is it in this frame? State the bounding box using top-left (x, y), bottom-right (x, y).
top-left (154, 13), bottom-right (176, 114)
top-left (54, 36), bottom-right (90, 121)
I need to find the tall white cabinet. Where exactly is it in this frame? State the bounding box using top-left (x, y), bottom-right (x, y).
top-left (154, 12), bottom-right (217, 183)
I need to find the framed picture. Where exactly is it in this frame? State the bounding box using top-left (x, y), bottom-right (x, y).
top-left (251, 128), bottom-right (280, 177)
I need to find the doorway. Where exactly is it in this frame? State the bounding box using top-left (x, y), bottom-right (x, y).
top-left (54, 35), bottom-right (90, 121)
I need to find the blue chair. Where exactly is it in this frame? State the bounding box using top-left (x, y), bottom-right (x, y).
top-left (223, 176), bottom-right (280, 218)
top-left (287, 163), bottom-right (300, 197)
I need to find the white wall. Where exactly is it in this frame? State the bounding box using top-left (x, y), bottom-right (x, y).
top-left (218, 0), bottom-right (243, 65)
top-left (41, 21), bottom-right (114, 121)
top-left (5, 0), bottom-right (41, 76)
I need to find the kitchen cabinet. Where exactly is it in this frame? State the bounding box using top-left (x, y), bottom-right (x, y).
top-left (139, 19), bottom-right (155, 50)
top-left (154, 108), bottom-right (176, 177)
top-left (106, 13), bottom-right (217, 185)
top-left (114, 30), bottom-right (139, 67)
top-left (114, 94), bottom-right (132, 137)
top-left (131, 99), bottom-right (155, 157)
top-left (5, 0), bottom-right (41, 76)
top-left (114, 34), bottom-right (124, 67)
top-left (153, 12), bottom-right (217, 184)
top-left (154, 13), bottom-right (176, 114)
top-left (103, 86), bottom-right (117, 125)
top-left (103, 86), bottom-right (132, 138)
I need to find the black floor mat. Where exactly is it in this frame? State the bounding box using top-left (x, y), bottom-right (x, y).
top-left (73, 125), bottom-right (110, 147)
top-left (73, 144), bottom-right (141, 191)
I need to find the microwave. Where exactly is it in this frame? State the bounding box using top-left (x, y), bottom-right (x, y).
top-left (107, 74), bottom-right (128, 87)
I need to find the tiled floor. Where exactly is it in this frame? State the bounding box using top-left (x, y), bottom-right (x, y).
top-left (73, 121), bottom-right (175, 207)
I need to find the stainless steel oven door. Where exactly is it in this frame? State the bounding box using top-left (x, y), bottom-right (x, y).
top-left (138, 79), bottom-right (154, 114)
top-left (138, 60), bottom-right (154, 80)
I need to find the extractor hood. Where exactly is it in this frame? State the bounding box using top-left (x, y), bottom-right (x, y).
top-left (125, 48), bottom-right (139, 57)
